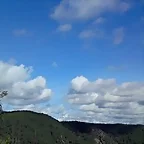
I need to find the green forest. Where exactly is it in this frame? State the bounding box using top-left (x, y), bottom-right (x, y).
top-left (0, 111), bottom-right (143, 144)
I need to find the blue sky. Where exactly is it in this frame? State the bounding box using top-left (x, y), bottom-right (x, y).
top-left (0, 0), bottom-right (144, 123)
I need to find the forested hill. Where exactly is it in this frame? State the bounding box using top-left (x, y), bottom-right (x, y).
top-left (0, 111), bottom-right (143, 144)
top-left (0, 111), bottom-right (95, 144)
top-left (62, 121), bottom-right (144, 144)
top-left (62, 121), bottom-right (144, 135)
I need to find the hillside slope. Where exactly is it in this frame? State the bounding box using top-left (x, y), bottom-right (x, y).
top-left (0, 111), bottom-right (144, 144)
top-left (0, 111), bottom-right (95, 144)
top-left (62, 121), bottom-right (144, 144)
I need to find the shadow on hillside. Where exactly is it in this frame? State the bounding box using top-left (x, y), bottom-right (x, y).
top-left (61, 121), bottom-right (143, 136)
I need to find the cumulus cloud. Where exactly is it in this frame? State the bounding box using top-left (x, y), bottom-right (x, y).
top-left (0, 61), bottom-right (52, 106)
top-left (0, 60), bottom-right (68, 120)
top-left (57, 24), bottom-right (72, 32)
top-left (1, 60), bottom-right (143, 124)
top-left (50, 0), bottom-right (131, 22)
top-left (113, 27), bottom-right (125, 44)
top-left (13, 103), bottom-right (65, 115)
top-left (66, 76), bottom-right (144, 124)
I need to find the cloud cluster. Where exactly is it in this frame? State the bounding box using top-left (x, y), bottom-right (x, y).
top-left (51, 0), bottom-right (130, 21)
top-left (0, 61), bottom-right (67, 120)
top-left (66, 76), bottom-right (144, 124)
top-left (51, 1), bottom-right (129, 45)
top-left (1, 60), bottom-right (143, 124)
top-left (13, 104), bottom-right (65, 117)
top-left (0, 61), bottom-right (52, 106)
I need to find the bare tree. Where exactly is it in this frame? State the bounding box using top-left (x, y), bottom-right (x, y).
top-left (0, 90), bottom-right (8, 140)
top-left (0, 90), bottom-right (8, 113)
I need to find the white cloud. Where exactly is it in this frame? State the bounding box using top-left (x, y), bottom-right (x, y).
top-left (4, 102), bottom-right (67, 121)
top-left (71, 76), bottom-right (89, 91)
top-left (113, 27), bottom-right (124, 44)
top-left (68, 92), bottom-right (98, 105)
top-left (13, 29), bottom-right (30, 36)
top-left (52, 61), bottom-right (58, 68)
top-left (93, 17), bottom-right (105, 24)
top-left (0, 61), bottom-right (52, 106)
top-left (70, 76), bottom-right (116, 93)
top-left (0, 60), bottom-right (66, 120)
top-left (13, 104), bottom-right (65, 115)
top-left (66, 76), bottom-right (144, 124)
top-left (57, 24), bottom-right (72, 32)
top-left (1, 60), bottom-right (144, 124)
top-left (51, 0), bottom-right (131, 21)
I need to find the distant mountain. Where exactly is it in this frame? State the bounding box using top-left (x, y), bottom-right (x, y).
top-left (62, 121), bottom-right (144, 144)
top-left (0, 111), bottom-right (143, 144)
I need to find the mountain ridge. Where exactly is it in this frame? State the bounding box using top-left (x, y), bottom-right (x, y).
top-left (0, 110), bottom-right (143, 144)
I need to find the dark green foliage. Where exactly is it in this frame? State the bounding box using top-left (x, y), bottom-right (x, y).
top-left (0, 111), bottom-right (95, 144)
top-left (62, 121), bottom-right (144, 144)
top-left (0, 111), bottom-right (144, 144)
